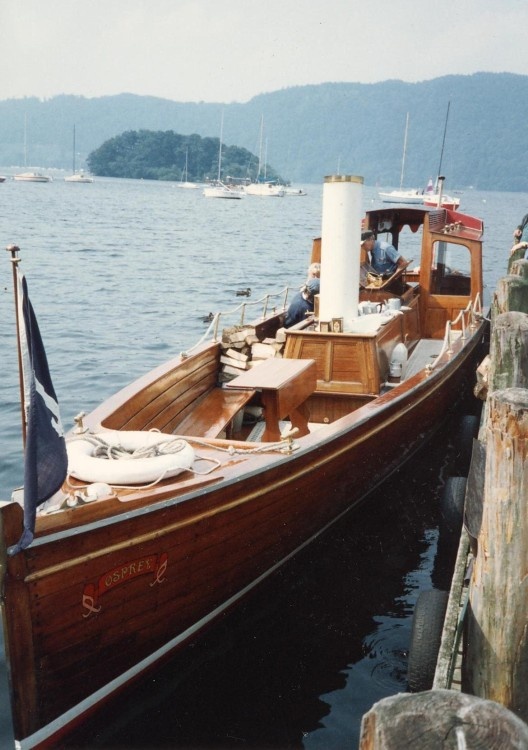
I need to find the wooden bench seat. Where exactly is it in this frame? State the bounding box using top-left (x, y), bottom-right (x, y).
top-left (225, 358), bottom-right (317, 441)
top-left (174, 387), bottom-right (256, 439)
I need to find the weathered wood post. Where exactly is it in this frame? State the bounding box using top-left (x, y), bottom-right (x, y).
top-left (495, 258), bottom-right (528, 315)
top-left (488, 312), bottom-right (528, 392)
top-left (507, 251), bottom-right (528, 276)
top-left (464, 387), bottom-right (528, 717)
top-left (359, 690), bottom-right (528, 748)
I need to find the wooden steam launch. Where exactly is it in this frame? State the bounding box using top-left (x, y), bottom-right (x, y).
top-left (1, 175), bottom-right (487, 748)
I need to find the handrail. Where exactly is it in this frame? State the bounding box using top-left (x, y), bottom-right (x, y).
top-left (426, 295), bottom-right (482, 373)
top-left (182, 286), bottom-right (294, 357)
top-left (184, 288), bottom-right (485, 369)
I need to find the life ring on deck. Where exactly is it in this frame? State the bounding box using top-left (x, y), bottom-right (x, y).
top-left (67, 430), bottom-right (195, 485)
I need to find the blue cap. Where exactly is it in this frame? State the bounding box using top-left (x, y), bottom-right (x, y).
top-left (307, 278), bottom-right (320, 294)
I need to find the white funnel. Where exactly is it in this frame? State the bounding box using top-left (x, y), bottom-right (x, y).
top-left (318, 175), bottom-right (363, 331)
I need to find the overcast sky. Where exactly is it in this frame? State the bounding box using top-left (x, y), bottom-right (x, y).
top-left (2, 0), bottom-right (527, 103)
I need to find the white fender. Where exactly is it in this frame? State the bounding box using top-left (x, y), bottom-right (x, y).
top-left (67, 430), bottom-right (195, 485)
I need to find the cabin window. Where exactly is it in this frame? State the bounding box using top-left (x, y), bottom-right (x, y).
top-left (431, 240), bottom-right (471, 296)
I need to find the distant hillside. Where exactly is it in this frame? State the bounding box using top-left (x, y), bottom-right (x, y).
top-left (1, 73), bottom-right (527, 190)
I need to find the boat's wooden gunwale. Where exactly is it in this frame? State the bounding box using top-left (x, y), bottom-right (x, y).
top-left (23, 319), bottom-right (486, 551)
top-left (16, 322), bottom-right (485, 582)
top-left (6, 321), bottom-right (486, 737)
top-left (0, 197), bottom-right (489, 748)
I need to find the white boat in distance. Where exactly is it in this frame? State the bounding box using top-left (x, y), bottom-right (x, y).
top-left (283, 186), bottom-right (307, 196)
top-left (176, 149), bottom-right (200, 189)
top-left (16, 115), bottom-right (52, 182)
top-left (14, 172), bottom-right (52, 183)
top-left (203, 112), bottom-right (243, 199)
top-left (178, 181), bottom-right (200, 190)
top-left (422, 177), bottom-right (460, 210)
top-left (65, 171), bottom-right (93, 184)
top-left (245, 116), bottom-right (284, 197)
top-left (379, 113), bottom-right (422, 204)
top-left (379, 188), bottom-right (423, 204)
top-left (64, 126), bottom-right (93, 183)
top-left (203, 181), bottom-right (244, 199)
top-left (245, 181), bottom-right (284, 197)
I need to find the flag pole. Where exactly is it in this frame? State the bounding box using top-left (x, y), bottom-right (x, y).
top-left (6, 244), bottom-right (27, 446)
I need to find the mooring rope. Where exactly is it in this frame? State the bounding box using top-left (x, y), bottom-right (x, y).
top-left (183, 435), bottom-right (296, 455)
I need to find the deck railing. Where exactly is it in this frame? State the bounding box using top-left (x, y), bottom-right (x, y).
top-left (183, 286), bottom-right (294, 357)
top-left (427, 293), bottom-right (483, 372)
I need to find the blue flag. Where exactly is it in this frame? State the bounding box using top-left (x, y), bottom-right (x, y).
top-left (8, 274), bottom-right (68, 555)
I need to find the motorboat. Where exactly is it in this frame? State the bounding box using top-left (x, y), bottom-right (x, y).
top-left (1, 175), bottom-right (487, 748)
top-left (423, 177), bottom-right (461, 210)
top-left (283, 186), bottom-right (307, 196)
top-left (13, 172), bottom-right (52, 183)
top-left (64, 171), bottom-right (94, 184)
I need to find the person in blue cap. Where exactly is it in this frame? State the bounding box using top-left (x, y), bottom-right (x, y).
top-left (361, 230), bottom-right (408, 275)
top-left (285, 277), bottom-right (320, 328)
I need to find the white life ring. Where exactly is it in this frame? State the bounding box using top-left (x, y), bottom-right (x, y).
top-left (67, 430), bottom-right (195, 485)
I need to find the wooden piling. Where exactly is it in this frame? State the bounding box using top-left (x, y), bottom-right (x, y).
top-left (507, 251), bottom-right (528, 276)
top-left (359, 690), bottom-right (528, 748)
top-left (464, 387), bottom-right (528, 717)
top-left (357, 245), bottom-right (528, 745)
top-left (496, 258), bottom-right (528, 314)
top-left (488, 312), bottom-right (528, 392)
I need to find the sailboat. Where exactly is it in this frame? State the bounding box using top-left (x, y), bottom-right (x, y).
top-left (176, 148), bottom-right (200, 189)
top-left (422, 102), bottom-right (460, 209)
top-left (245, 116), bottom-right (284, 197)
top-left (14, 115), bottom-right (52, 183)
top-left (378, 113), bottom-right (422, 204)
top-left (203, 112), bottom-right (244, 199)
top-left (65, 126), bottom-right (94, 183)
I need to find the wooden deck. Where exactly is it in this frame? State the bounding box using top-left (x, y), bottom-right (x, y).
top-left (405, 339), bottom-right (445, 380)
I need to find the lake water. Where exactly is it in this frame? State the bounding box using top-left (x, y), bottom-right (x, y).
top-left (0, 174), bottom-right (525, 748)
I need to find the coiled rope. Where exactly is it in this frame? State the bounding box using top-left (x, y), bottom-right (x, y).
top-left (64, 430), bottom-right (297, 503)
top-left (70, 433), bottom-right (190, 461)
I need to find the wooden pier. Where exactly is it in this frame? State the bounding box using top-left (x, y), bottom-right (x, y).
top-left (359, 252), bottom-right (528, 747)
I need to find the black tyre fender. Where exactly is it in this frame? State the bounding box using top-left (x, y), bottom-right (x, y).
top-left (453, 414), bottom-right (479, 475)
top-left (407, 589), bottom-right (449, 692)
top-left (440, 476), bottom-right (467, 538)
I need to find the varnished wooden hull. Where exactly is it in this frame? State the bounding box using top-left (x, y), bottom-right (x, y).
top-left (2, 190), bottom-right (488, 747)
top-left (0, 322), bottom-right (486, 748)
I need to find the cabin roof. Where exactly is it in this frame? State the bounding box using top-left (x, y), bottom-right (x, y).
top-left (366, 205), bottom-right (483, 242)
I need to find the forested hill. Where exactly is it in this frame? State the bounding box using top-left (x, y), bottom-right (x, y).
top-left (86, 130), bottom-right (283, 183)
top-left (0, 72), bottom-right (527, 191)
